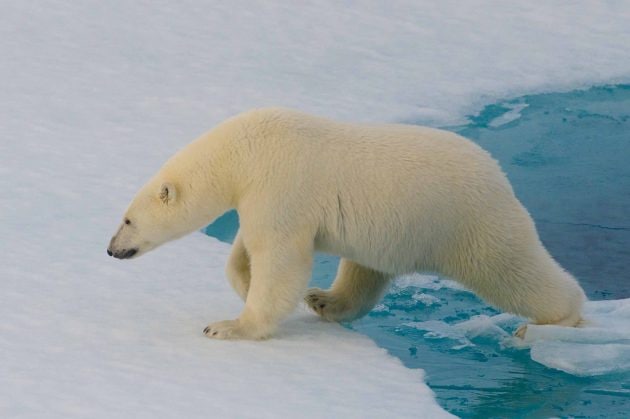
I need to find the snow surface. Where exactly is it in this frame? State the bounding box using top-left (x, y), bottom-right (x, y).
top-left (2, 0), bottom-right (630, 417)
top-left (1, 233), bottom-right (450, 418)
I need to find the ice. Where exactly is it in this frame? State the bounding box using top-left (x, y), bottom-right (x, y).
top-left (530, 342), bottom-right (630, 377)
top-left (412, 293), bottom-right (441, 307)
top-left (2, 0), bottom-right (630, 416)
top-left (394, 276), bottom-right (630, 377)
top-left (522, 299), bottom-right (630, 376)
top-left (394, 274), bottom-right (467, 291)
top-left (487, 103), bottom-right (529, 128)
top-left (404, 297), bottom-right (630, 377)
top-left (371, 303), bottom-right (390, 314)
top-left (405, 314), bottom-right (514, 350)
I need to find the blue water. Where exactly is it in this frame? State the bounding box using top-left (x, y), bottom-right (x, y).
top-left (204, 85), bottom-right (630, 418)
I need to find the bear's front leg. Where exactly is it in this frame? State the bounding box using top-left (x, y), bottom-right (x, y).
top-left (225, 231), bottom-right (251, 302)
top-left (203, 319), bottom-right (252, 339)
top-left (204, 237), bottom-right (313, 340)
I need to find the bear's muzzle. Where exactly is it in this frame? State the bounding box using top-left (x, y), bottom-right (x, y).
top-left (107, 247), bottom-right (138, 259)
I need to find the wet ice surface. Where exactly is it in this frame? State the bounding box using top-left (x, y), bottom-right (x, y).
top-left (525, 299), bottom-right (630, 377)
top-left (400, 288), bottom-right (630, 378)
top-left (205, 85), bottom-right (630, 417)
top-left (361, 278), bottom-right (630, 417)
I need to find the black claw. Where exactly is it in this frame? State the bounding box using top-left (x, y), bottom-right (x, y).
top-left (203, 327), bottom-right (209, 334)
top-left (212, 331), bottom-right (218, 336)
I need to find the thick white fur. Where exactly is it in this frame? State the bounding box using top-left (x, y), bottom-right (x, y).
top-left (109, 108), bottom-right (586, 340)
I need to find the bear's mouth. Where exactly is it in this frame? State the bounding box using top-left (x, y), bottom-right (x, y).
top-left (108, 248), bottom-right (138, 259)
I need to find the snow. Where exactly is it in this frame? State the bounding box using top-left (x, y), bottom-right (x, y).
top-left (2, 2), bottom-right (630, 131)
top-left (2, 0), bottom-right (630, 417)
top-left (2, 231), bottom-right (450, 418)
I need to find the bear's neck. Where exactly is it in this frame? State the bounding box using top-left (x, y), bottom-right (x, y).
top-left (165, 130), bottom-right (244, 225)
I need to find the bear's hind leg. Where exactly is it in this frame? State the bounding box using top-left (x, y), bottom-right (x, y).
top-left (306, 259), bottom-right (391, 322)
top-left (226, 231), bottom-right (251, 302)
top-left (508, 257), bottom-right (585, 339)
top-left (457, 244), bottom-right (586, 339)
top-left (514, 303), bottom-right (584, 339)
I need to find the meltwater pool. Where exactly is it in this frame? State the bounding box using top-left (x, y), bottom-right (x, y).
top-left (204, 85), bottom-right (630, 418)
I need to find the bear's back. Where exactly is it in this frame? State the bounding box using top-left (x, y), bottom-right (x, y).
top-left (237, 108), bottom-right (509, 198)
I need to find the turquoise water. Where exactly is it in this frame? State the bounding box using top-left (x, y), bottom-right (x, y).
top-left (204, 85), bottom-right (630, 418)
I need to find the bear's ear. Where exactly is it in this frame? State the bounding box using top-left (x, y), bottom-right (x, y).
top-left (159, 182), bottom-right (177, 204)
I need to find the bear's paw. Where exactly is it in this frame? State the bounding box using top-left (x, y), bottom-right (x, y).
top-left (305, 288), bottom-right (354, 322)
top-left (203, 319), bottom-right (260, 340)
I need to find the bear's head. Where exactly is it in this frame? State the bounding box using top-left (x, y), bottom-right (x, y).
top-left (107, 167), bottom-right (232, 260)
top-left (107, 181), bottom-right (188, 259)
top-left (107, 123), bottom-right (241, 260)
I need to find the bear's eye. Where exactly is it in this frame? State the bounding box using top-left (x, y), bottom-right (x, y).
top-left (125, 218), bottom-right (131, 225)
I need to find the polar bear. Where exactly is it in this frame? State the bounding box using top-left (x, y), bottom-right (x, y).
top-left (108, 108), bottom-right (585, 340)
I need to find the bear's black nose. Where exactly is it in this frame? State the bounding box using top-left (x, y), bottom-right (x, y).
top-left (112, 248), bottom-right (138, 259)
top-left (107, 248), bottom-right (113, 256)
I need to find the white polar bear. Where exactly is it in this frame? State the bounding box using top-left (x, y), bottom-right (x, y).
top-left (108, 108), bottom-right (586, 340)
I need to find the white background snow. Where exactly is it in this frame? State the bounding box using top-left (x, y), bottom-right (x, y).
top-left (2, 1), bottom-right (630, 417)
